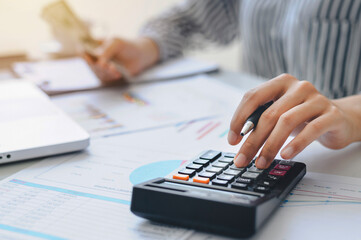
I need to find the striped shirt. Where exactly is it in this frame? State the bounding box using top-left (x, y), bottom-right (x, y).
top-left (140, 0), bottom-right (361, 98)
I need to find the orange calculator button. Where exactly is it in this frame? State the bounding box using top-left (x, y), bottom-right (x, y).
top-left (173, 174), bottom-right (189, 181)
top-left (193, 176), bottom-right (210, 184)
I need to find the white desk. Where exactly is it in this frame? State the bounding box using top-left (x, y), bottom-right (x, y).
top-left (1, 71), bottom-right (360, 180)
top-left (0, 71), bottom-right (361, 240)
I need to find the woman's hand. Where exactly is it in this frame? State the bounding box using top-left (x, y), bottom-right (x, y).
top-left (84, 37), bottom-right (159, 84)
top-left (228, 74), bottom-right (361, 169)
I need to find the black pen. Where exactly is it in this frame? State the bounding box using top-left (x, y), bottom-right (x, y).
top-left (240, 101), bottom-right (273, 136)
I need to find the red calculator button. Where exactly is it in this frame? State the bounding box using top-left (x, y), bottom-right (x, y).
top-left (193, 176), bottom-right (210, 184)
top-left (274, 164), bottom-right (291, 171)
top-left (173, 174), bottom-right (189, 181)
top-left (269, 169), bottom-right (287, 177)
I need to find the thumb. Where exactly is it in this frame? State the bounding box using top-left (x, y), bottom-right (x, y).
top-left (97, 39), bottom-right (123, 67)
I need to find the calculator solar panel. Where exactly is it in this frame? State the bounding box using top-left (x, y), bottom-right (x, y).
top-left (131, 150), bottom-right (306, 238)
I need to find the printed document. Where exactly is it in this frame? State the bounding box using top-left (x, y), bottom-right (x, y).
top-left (13, 57), bottom-right (218, 94)
top-left (0, 118), bottom-right (360, 239)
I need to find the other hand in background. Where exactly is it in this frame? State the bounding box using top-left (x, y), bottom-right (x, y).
top-left (83, 37), bottom-right (159, 84)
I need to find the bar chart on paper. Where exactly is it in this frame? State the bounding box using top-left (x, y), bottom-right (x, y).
top-left (175, 119), bottom-right (230, 141)
top-left (52, 76), bottom-right (241, 138)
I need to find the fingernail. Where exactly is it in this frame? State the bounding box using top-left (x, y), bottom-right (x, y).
top-left (228, 130), bottom-right (238, 144)
top-left (281, 146), bottom-right (294, 159)
top-left (256, 156), bottom-right (267, 169)
top-left (234, 153), bottom-right (247, 167)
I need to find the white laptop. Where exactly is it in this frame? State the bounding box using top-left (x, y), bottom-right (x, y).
top-left (0, 80), bottom-right (89, 164)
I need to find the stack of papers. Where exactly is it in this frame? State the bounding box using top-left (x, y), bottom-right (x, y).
top-left (0, 116), bottom-right (360, 239)
top-left (6, 57), bottom-right (360, 240)
top-left (13, 57), bottom-right (219, 94)
top-left (51, 75), bottom-right (241, 138)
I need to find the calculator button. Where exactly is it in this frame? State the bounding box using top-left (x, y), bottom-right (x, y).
top-left (254, 185), bottom-right (270, 193)
top-left (173, 174), bottom-right (189, 181)
top-left (193, 176), bottom-right (210, 184)
top-left (279, 160), bottom-right (295, 166)
top-left (198, 171), bottom-right (216, 180)
top-left (236, 177), bottom-right (253, 184)
top-left (193, 159), bottom-right (210, 166)
top-left (224, 169), bottom-right (242, 177)
top-left (269, 169), bottom-right (287, 177)
top-left (241, 172), bottom-right (260, 180)
top-left (212, 179), bottom-right (228, 187)
top-left (206, 167), bottom-right (223, 175)
top-left (217, 174), bottom-right (235, 182)
top-left (212, 162), bottom-right (229, 170)
top-left (231, 183), bottom-right (248, 190)
top-left (274, 164), bottom-right (291, 171)
top-left (258, 180), bottom-right (275, 188)
top-left (264, 174), bottom-right (281, 182)
top-left (247, 165), bottom-right (264, 173)
top-left (230, 164), bottom-right (245, 171)
top-left (200, 150), bottom-right (221, 161)
top-left (186, 164), bottom-right (203, 172)
top-left (178, 169), bottom-right (196, 177)
top-left (224, 152), bottom-right (236, 158)
top-left (218, 157), bottom-right (234, 164)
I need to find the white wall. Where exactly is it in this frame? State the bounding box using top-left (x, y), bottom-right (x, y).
top-left (0, 0), bottom-right (240, 71)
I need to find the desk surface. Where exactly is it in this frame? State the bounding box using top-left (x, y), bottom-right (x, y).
top-left (0, 70), bottom-right (360, 181)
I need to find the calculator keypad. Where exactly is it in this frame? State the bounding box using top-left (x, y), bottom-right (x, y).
top-left (172, 151), bottom-right (294, 194)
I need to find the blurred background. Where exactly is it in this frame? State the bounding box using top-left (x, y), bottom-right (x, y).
top-left (0, 0), bottom-right (241, 71)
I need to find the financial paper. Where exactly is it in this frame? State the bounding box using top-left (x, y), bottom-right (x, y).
top-left (13, 57), bottom-right (219, 94)
top-left (0, 115), bottom-right (360, 239)
top-left (0, 116), bottom-right (236, 240)
top-left (131, 57), bottom-right (219, 83)
top-left (51, 75), bottom-right (242, 138)
top-left (13, 58), bottom-right (101, 94)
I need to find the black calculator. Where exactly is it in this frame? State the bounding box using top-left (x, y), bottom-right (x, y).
top-left (131, 150), bottom-right (306, 238)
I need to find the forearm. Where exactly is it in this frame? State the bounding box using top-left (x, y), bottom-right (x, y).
top-left (135, 37), bottom-right (160, 69)
top-left (332, 95), bottom-right (361, 142)
top-left (139, 0), bottom-right (240, 61)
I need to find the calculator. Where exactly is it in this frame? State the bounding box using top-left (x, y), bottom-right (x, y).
top-left (131, 150), bottom-right (306, 238)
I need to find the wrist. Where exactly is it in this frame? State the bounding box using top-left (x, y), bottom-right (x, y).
top-left (332, 95), bottom-right (361, 142)
top-left (135, 37), bottom-right (160, 70)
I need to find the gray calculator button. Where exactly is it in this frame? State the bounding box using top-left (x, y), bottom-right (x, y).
top-left (224, 169), bottom-right (242, 177)
top-left (231, 183), bottom-right (248, 190)
top-left (217, 174), bottom-right (235, 182)
top-left (206, 167), bottom-right (223, 175)
top-left (193, 159), bottom-right (210, 166)
top-left (198, 171), bottom-right (216, 180)
top-left (224, 152), bottom-right (236, 158)
top-left (200, 150), bottom-right (221, 161)
top-left (218, 157), bottom-right (234, 164)
top-left (230, 164), bottom-right (245, 171)
top-left (212, 179), bottom-right (228, 187)
top-left (247, 165), bottom-right (264, 173)
top-left (212, 162), bottom-right (229, 169)
top-left (279, 160), bottom-right (295, 166)
top-left (186, 164), bottom-right (203, 172)
top-left (241, 172), bottom-right (260, 179)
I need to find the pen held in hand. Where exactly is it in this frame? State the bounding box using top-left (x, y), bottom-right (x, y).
top-left (84, 49), bottom-right (132, 82)
top-left (240, 101), bottom-right (273, 136)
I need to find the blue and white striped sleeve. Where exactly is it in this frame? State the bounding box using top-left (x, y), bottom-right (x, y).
top-left (139, 0), bottom-right (240, 61)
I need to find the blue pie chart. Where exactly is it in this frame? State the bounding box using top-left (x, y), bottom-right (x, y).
top-left (129, 160), bottom-right (184, 185)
